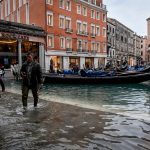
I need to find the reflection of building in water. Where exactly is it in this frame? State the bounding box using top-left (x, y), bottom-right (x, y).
top-left (0, 20), bottom-right (45, 68)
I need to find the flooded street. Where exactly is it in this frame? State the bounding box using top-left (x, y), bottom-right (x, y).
top-left (0, 80), bottom-right (150, 149)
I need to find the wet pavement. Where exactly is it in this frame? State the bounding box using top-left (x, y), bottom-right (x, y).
top-left (1, 71), bottom-right (150, 149)
top-left (0, 91), bottom-right (150, 150)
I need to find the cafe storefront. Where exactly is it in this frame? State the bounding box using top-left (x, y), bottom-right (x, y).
top-left (0, 20), bottom-right (46, 69)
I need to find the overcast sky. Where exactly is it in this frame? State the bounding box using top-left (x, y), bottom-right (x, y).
top-left (103, 0), bottom-right (150, 36)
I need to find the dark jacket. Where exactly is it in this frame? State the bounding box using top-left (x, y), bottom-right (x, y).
top-left (20, 61), bottom-right (43, 88)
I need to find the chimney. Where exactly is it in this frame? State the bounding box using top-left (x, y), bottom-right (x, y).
top-left (147, 17), bottom-right (150, 40)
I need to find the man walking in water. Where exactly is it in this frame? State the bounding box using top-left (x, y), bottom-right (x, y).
top-left (20, 52), bottom-right (43, 110)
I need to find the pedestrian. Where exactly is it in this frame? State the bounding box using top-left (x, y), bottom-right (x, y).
top-left (20, 52), bottom-right (43, 110)
top-left (0, 65), bottom-right (5, 77)
top-left (0, 77), bottom-right (5, 92)
top-left (14, 63), bottom-right (20, 81)
top-left (11, 63), bottom-right (17, 79)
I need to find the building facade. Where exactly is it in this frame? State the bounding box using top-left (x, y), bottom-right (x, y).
top-left (0, 20), bottom-right (45, 69)
top-left (133, 34), bottom-right (142, 66)
top-left (141, 36), bottom-right (148, 65)
top-left (107, 17), bottom-right (116, 65)
top-left (0, 0), bottom-right (107, 72)
top-left (147, 17), bottom-right (150, 63)
top-left (107, 18), bottom-right (135, 66)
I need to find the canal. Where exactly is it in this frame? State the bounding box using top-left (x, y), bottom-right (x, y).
top-left (6, 80), bottom-right (150, 121)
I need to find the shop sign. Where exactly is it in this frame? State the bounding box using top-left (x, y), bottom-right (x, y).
top-left (0, 32), bottom-right (29, 40)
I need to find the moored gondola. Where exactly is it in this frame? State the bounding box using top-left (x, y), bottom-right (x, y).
top-left (43, 72), bottom-right (150, 84)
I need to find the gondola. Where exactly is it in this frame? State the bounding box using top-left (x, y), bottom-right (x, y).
top-left (43, 72), bottom-right (150, 84)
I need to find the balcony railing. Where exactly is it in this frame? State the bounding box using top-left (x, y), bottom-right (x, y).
top-left (76, 31), bottom-right (89, 36)
top-left (90, 33), bottom-right (96, 38)
top-left (66, 48), bottom-right (73, 53)
top-left (77, 49), bottom-right (82, 53)
top-left (65, 28), bottom-right (73, 33)
top-left (77, 49), bottom-right (88, 54)
top-left (91, 50), bottom-right (97, 54)
top-left (82, 49), bottom-right (88, 53)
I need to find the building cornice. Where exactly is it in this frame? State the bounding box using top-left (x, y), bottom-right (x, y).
top-left (75, 0), bottom-right (107, 12)
top-left (108, 17), bottom-right (134, 33)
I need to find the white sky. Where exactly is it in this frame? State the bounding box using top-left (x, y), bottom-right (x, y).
top-left (103, 0), bottom-right (150, 36)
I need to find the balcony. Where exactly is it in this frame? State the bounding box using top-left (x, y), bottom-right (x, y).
top-left (91, 50), bottom-right (97, 54)
top-left (66, 48), bottom-right (73, 53)
top-left (90, 33), bottom-right (96, 38)
top-left (65, 28), bottom-right (73, 33)
top-left (76, 31), bottom-right (89, 36)
top-left (77, 49), bottom-right (82, 53)
top-left (82, 49), bottom-right (88, 53)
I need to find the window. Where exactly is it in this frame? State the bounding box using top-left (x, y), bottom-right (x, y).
top-left (91, 9), bottom-right (95, 19)
top-left (91, 24), bottom-right (95, 34)
top-left (102, 27), bottom-right (106, 37)
top-left (65, 17), bottom-right (71, 29)
top-left (13, 0), bottom-right (16, 11)
top-left (103, 43), bottom-right (106, 52)
top-left (96, 42), bottom-right (100, 52)
top-left (47, 35), bottom-right (54, 48)
top-left (77, 4), bottom-right (81, 14)
top-left (77, 40), bottom-right (82, 50)
top-left (96, 11), bottom-right (100, 20)
top-left (17, 8), bottom-right (20, 23)
top-left (7, 0), bottom-right (10, 15)
top-left (82, 22), bottom-right (87, 33)
top-left (96, 26), bottom-right (100, 36)
top-left (82, 41), bottom-right (88, 51)
top-left (66, 38), bottom-right (72, 48)
top-left (47, 0), bottom-right (53, 5)
top-left (47, 12), bottom-right (53, 26)
top-left (91, 42), bottom-right (95, 51)
top-left (91, 0), bottom-right (96, 5)
top-left (19, 0), bottom-right (22, 7)
top-left (23, 0), bottom-right (26, 4)
top-left (4, 1), bottom-right (7, 17)
top-left (11, 13), bottom-right (14, 22)
top-left (103, 13), bottom-right (106, 22)
top-left (77, 21), bottom-right (82, 33)
top-left (60, 37), bottom-right (65, 49)
top-left (26, 3), bottom-right (29, 24)
top-left (59, 0), bottom-right (64, 9)
top-left (59, 15), bottom-right (65, 28)
top-left (82, 6), bottom-right (87, 16)
top-left (66, 0), bottom-right (71, 11)
top-left (0, 4), bottom-right (3, 19)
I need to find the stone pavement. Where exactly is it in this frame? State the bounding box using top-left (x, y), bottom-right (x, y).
top-left (1, 73), bottom-right (150, 150)
top-left (0, 92), bottom-right (112, 150)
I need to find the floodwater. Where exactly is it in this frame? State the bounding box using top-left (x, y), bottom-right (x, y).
top-left (3, 80), bottom-right (150, 150)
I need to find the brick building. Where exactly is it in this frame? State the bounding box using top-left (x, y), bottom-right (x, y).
top-left (147, 17), bottom-right (150, 63)
top-left (0, 0), bottom-right (107, 72)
